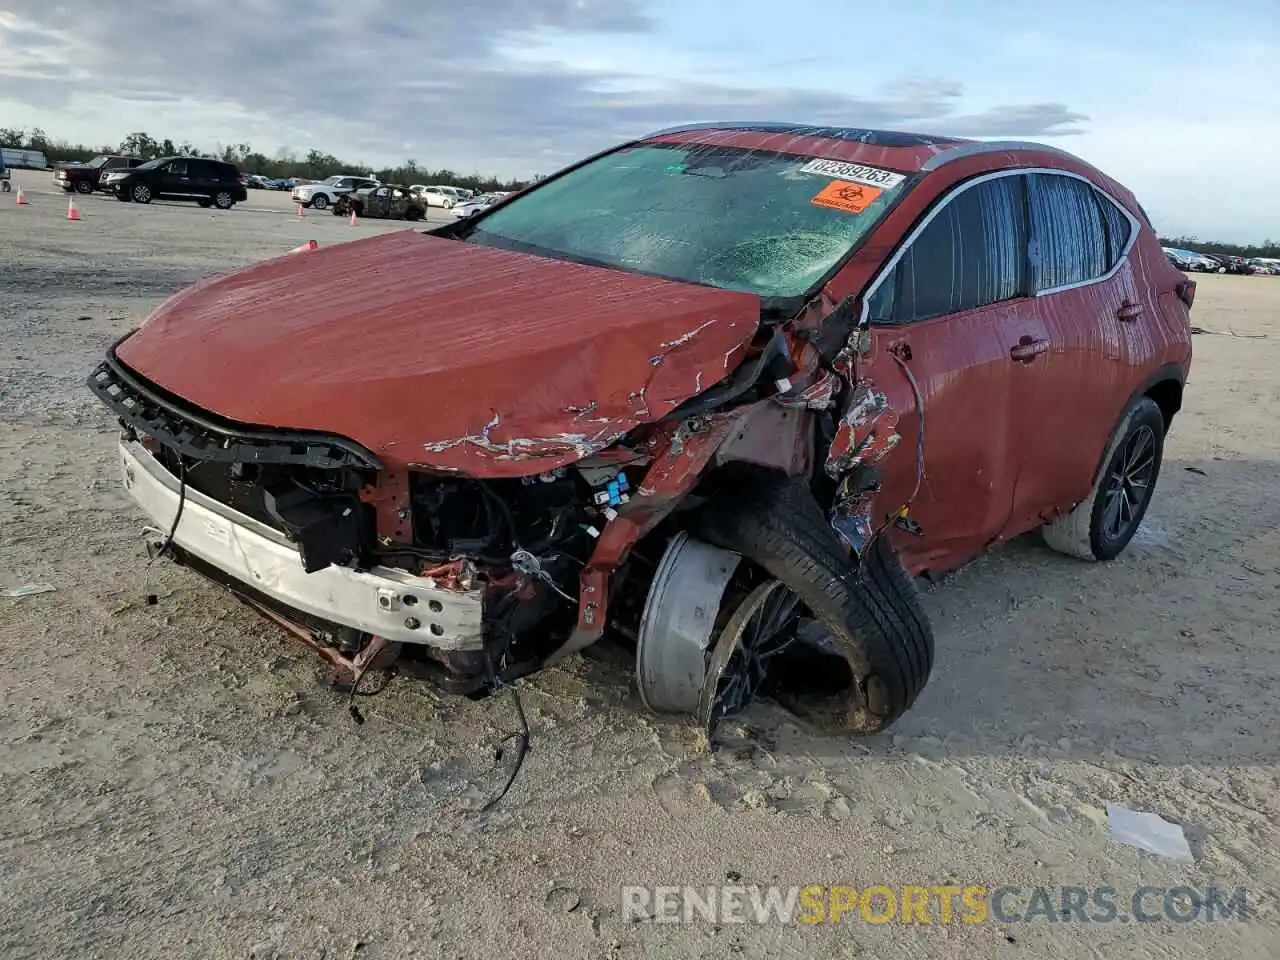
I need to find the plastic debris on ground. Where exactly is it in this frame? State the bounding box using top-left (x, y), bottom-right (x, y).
top-left (4, 583), bottom-right (58, 598)
top-left (1106, 804), bottom-right (1194, 861)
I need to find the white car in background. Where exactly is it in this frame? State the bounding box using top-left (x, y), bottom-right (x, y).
top-left (452, 192), bottom-right (509, 218)
top-left (414, 185), bottom-right (472, 209)
top-left (292, 174), bottom-right (380, 210)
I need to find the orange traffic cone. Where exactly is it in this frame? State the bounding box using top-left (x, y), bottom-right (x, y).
top-left (297, 203), bottom-right (305, 217)
top-left (349, 208), bottom-right (358, 226)
top-left (15, 185), bottom-right (28, 205)
top-left (66, 197), bottom-right (81, 221)
top-left (288, 240), bottom-right (318, 254)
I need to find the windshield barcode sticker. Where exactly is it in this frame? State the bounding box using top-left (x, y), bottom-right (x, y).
top-left (799, 159), bottom-right (905, 190)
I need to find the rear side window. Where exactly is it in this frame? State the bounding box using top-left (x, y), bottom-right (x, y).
top-left (867, 174), bottom-right (1029, 325)
top-left (1096, 191), bottom-right (1132, 269)
top-left (1027, 173), bottom-right (1111, 291)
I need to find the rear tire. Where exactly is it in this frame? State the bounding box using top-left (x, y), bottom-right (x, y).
top-left (212, 191), bottom-right (234, 210)
top-left (1041, 396), bottom-right (1165, 562)
top-left (692, 476), bottom-right (934, 735)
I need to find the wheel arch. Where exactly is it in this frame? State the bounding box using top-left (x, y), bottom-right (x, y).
top-left (1090, 362), bottom-right (1185, 487)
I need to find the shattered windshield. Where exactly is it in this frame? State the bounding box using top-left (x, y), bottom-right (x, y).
top-left (464, 143), bottom-right (911, 298)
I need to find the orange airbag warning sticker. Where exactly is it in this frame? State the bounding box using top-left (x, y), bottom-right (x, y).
top-left (811, 180), bottom-right (881, 214)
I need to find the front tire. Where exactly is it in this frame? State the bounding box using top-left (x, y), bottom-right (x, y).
top-left (1042, 396), bottom-right (1165, 562)
top-left (311, 194), bottom-right (329, 211)
top-left (75, 180), bottom-right (94, 195)
top-left (692, 476), bottom-right (934, 735)
top-left (131, 183), bottom-right (152, 204)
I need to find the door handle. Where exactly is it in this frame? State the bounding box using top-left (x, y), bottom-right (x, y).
top-left (1116, 301), bottom-right (1144, 321)
top-left (1010, 336), bottom-right (1050, 363)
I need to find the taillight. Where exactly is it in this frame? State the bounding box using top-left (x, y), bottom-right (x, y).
top-left (238, 175), bottom-right (247, 186)
top-left (1176, 279), bottom-right (1196, 309)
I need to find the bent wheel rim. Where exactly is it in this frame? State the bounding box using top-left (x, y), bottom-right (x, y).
top-left (1101, 424), bottom-right (1156, 543)
top-left (698, 580), bottom-right (801, 731)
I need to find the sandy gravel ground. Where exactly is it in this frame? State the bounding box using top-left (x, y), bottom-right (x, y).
top-left (2, 180), bottom-right (1278, 960)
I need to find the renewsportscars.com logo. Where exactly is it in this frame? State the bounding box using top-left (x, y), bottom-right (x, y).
top-left (621, 885), bottom-right (1250, 925)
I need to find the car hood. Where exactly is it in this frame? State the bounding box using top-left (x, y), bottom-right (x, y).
top-left (115, 230), bottom-right (761, 477)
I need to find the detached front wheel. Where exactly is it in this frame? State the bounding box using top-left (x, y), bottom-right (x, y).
top-left (693, 476), bottom-right (934, 735)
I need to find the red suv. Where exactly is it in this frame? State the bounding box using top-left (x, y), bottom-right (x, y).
top-left (88, 123), bottom-right (1193, 738)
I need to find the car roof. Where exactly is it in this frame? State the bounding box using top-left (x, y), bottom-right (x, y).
top-left (638, 121), bottom-right (1104, 178)
top-left (636, 121), bottom-right (1144, 219)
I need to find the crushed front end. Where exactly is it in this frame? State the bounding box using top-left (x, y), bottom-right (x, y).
top-left (88, 338), bottom-right (681, 696)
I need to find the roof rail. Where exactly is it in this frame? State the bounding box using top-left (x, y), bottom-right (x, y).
top-left (919, 139), bottom-right (1086, 171)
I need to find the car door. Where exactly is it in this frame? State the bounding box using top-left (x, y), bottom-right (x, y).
top-left (367, 186), bottom-right (391, 217)
top-left (1001, 171), bottom-right (1146, 533)
top-left (849, 170), bottom-right (1049, 576)
top-left (156, 159), bottom-right (192, 197)
top-left (856, 172), bottom-right (1043, 573)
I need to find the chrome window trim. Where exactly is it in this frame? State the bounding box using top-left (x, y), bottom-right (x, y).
top-left (860, 167), bottom-right (1141, 326)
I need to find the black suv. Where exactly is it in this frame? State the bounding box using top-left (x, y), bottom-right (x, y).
top-left (103, 156), bottom-right (248, 209)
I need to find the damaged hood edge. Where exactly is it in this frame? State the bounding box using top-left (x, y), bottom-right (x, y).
top-left (114, 231), bottom-right (764, 477)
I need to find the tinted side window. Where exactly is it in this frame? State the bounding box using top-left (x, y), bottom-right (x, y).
top-left (1027, 173), bottom-right (1107, 290)
top-left (166, 160), bottom-right (188, 176)
top-left (868, 174), bottom-right (1029, 325)
top-left (1096, 191), bottom-right (1132, 269)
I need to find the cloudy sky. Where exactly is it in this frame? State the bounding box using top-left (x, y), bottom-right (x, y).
top-left (1, 0), bottom-right (1276, 242)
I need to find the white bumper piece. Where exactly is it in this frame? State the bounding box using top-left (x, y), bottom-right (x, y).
top-left (119, 439), bottom-right (485, 651)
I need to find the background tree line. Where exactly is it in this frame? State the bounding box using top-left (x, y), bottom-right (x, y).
top-left (0, 126), bottom-right (537, 195)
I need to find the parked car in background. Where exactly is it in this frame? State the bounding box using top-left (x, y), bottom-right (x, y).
top-left (1164, 248), bottom-right (1220, 273)
top-left (1217, 255), bottom-right (1256, 275)
top-left (292, 174), bottom-right (379, 210)
top-left (86, 122), bottom-right (1193, 738)
top-left (0, 156), bottom-right (9, 192)
top-left (332, 183), bottom-right (427, 221)
top-left (415, 185), bottom-right (471, 208)
top-left (451, 192), bottom-right (507, 218)
top-left (244, 174), bottom-right (272, 189)
top-left (53, 155), bottom-right (146, 194)
top-left (103, 156), bottom-right (248, 209)
top-left (1162, 247), bottom-right (1195, 271)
